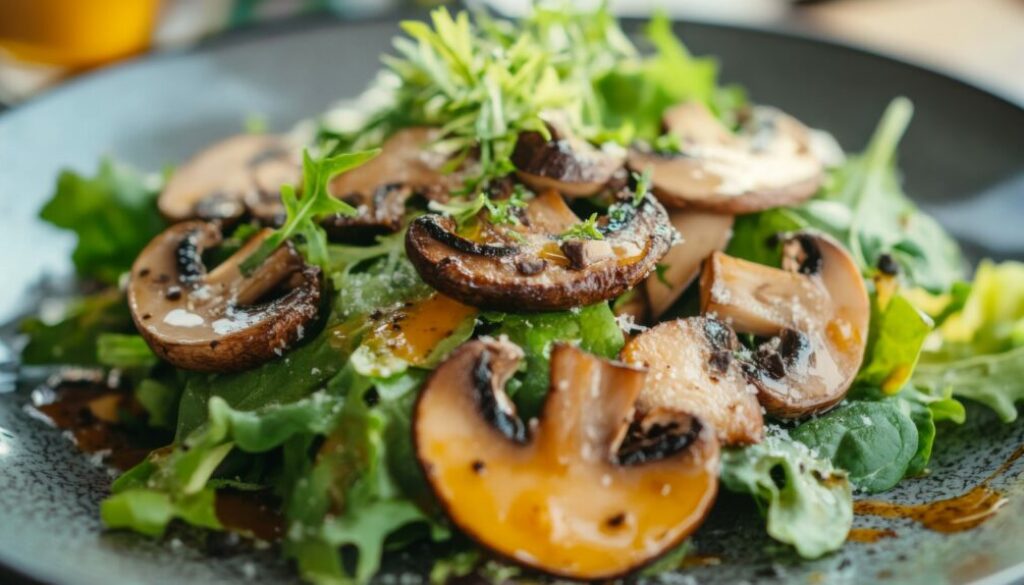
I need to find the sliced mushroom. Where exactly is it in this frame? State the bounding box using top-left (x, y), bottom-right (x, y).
top-left (414, 339), bottom-right (719, 579)
top-left (512, 113), bottom-right (625, 198)
top-left (699, 233), bottom-right (869, 417)
top-left (159, 134), bottom-right (300, 224)
top-left (324, 127), bottom-right (465, 240)
top-left (405, 189), bottom-right (674, 311)
top-left (645, 210), bottom-right (734, 320)
top-left (628, 102), bottom-right (823, 214)
top-left (621, 317), bottom-right (763, 445)
top-left (128, 221), bottom-right (322, 372)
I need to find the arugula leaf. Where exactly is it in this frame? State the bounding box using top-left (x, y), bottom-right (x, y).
top-left (20, 289), bottom-right (133, 366)
top-left (39, 159), bottom-right (165, 284)
top-left (720, 433), bottom-right (852, 559)
top-left (241, 149), bottom-right (378, 272)
top-left (790, 401), bottom-right (919, 493)
top-left (285, 372), bottom-right (435, 585)
top-left (482, 302), bottom-right (624, 417)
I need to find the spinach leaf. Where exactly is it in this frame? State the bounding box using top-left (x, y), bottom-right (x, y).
top-left (790, 401), bottom-right (918, 493)
top-left (720, 433), bottom-right (852, 559)
top-left (39, 159), bottom-right (165, 284)
top-left (482, 302), bottom-right (624, 417)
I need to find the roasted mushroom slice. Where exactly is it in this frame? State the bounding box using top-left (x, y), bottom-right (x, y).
top-left (405, 189), bottom-right (674, 311)
top-left (128, 221), bottom-right (321, 372)
top-left (646, 210), bottom-right (734, 320)
top-left (414, 339), bottom-right (719, 579)
top-left (512, 114), bottom-right (625, 198)
top-left (628, 102), bottom-right (823, 214)
top-left (159, 134), bottom-right (300, 224)
top-left (699, 233), bottom-right (869, 417)
top-left (621, 317), bottom-right (763, 445)
top-left (324, 127), bottom-right (464, 240)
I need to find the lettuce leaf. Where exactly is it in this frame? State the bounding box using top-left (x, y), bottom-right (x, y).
top-left (39, 159), bottom-right (165, 284)
top-left (915, 346), bottom-right (1024, 423)
top-left (857, 291), bottom-right (934, 394)
top-left (721, 433), bottom-right (852, 559)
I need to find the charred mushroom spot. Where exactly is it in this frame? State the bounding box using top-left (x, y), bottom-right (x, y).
top-left (511, 114), bottom-right (624, 198)
top-left (783, 234), bottom-right (823, 275)
top-left (605, 513), bottom-right (627, 528)
top-left (618, 416), bottom-right (701, 466)
top-left (175, 231), bottom-right (207, 282)
top-left (516, 258), bottom-right (547, 276)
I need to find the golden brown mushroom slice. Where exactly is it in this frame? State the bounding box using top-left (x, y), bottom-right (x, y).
top-left (645, 210), bottom-right (734, 320)
top-left (699, 233), bottom-right (870, 417)
top-left (627, 102), bottom-right (823, 214)
top-left (405, 188), bottom-right (674, 311)
top-left (159, 134), bottom-right (300, 224)
top-left (511, 113), bottom-right (625, 198)
top-left (324, 127), bottom-right (465, 240)
top-left (128, 221), bottom-right (322, 372)
top-left (621, 317), bottom-right (763, 445)
top-left (414, 339), bottom-right (719, 579)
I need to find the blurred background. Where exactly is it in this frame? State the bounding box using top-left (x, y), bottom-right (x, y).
top-left (0, 0), bottom-right (1021, 108)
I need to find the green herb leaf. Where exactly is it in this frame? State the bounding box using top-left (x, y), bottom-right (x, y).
top-left (560, 212), bottom-right (604, 241)
top-left (20, 289), bottom-right (133, 366)
top-left (857, 293), bottom-right (934, 393)
top-left (241, 149), bottom-right (378, 272)
top-left (97, 333), bottom-right (158, 369)
top-left (721, 433), bottom-right (852, 559)
top-left (632, 168), bottom-right (652, 206)
top-left (39, 159), bottom-right (165, 284)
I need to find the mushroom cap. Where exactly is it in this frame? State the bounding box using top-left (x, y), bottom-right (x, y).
top-left (627, 102), bottom-right (824, 214)
top-left (511, 113), bottom-right (625, 198)
top-left (621, 317), bottom-right (764, 445)
top-left (406, 189), bottom-right (674, 312)
top-left (159, 134), bottom-right (300, 224)
top-left (127, 221), bottom-right (322, 372)
top-left (645, 210), bottom-right (734, 320)
top-left (414, 339), bottom-right (719, 579)
top-left (699, 233), bottom-right (869, 418)
top-left (324, 127), bottom-right (464, 240)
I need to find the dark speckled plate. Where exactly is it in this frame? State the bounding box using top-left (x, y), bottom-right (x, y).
top-left (2, 15), bottom-right (1024, 585)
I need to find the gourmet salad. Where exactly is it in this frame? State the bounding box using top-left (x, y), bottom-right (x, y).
top-left (19, 4), bottom-right (1024, 584)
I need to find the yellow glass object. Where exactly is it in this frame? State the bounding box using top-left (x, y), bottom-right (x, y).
top-left (0, 0), bottom-right (160, 68)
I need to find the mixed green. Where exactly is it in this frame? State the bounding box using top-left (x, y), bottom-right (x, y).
top-left (19, 4), bottom-right (1024, 584)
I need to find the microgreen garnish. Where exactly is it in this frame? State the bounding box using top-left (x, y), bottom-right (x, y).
top-left (240, 149), bottom-right (379, 273)
top-left (429, 189), bottom-right (528, 230)
top-left (655, 263), bottom-right (672, 287)
top-left (560, 213), bottom-right (604, 241)
top-left (632, 168), bottom-right (653, 206)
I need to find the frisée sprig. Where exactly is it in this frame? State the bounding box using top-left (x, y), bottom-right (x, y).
top-left (240, 148), bottom-right (380, 273)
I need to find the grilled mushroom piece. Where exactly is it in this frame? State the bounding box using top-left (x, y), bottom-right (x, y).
top-left (324, 127), bottom-right (464, 240)
top-left (159, 134), bottom-right (300, 224)
top-left (627, 102), bottom-right (823, 214)
top-left (621, 317), bottom-right (763, 445)
top-left (128, 221), bottom-right (322, 372)
top-left (645, 210), bottom-right (734, 320)
top-left (699, 233), bottom-right (869, 418)
top-left (414, 339), bottom-right (719, 580)
top-left (405, 189), bottom-right (674, 311)
top-left (512, 114), bottom-right (625, 198)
